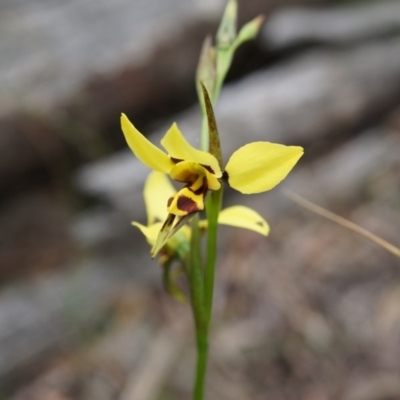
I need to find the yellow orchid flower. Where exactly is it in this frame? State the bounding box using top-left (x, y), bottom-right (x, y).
top-left (121, 113), bottom-right (303, 246)
top-left (132, 171), bottom-right (191, 261)
top-left (132, 171), bottom-right (270, 259)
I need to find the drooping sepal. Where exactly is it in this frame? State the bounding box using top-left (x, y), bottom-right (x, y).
top-left (144, 171), bottom-right (175, 225)
top-left (199, 205), bottom-right (269, 236)
top-left (131, 221), bottom-right (162, 246)
top-left (217, 206), bottom-right (269, 236)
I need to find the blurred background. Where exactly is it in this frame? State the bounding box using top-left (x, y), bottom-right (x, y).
top-left (1, 0), bottom-right (400, 399)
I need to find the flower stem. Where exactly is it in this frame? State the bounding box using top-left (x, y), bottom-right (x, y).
top-left (191, 189), bottom-right (222, 400)
top-left (204, 188), bottom-right (223, 328)
top-left (194, 327), bottom-right (208, 400)
top-left (188, 215), bottom-right (205, 333)
top-left (188, 214), bottom-right (209, 400)
top-left (192, 3), bottom-right (239, 396)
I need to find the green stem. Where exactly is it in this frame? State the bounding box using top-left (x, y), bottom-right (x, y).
top-left (188, 215), bottom-right (209, 400)
top-left (204, 189), bottom-right (223, 328)
top-left (188, 215), bottom-right (205, 332)
top-left (192, 187), bottom-right (222, 400)
top-left (193, 13), bottom-right (232, 398)
top-left (194, 328), bottom-right (208, 400)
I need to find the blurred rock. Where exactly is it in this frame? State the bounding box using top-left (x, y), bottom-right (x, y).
top-left (289, 128), bottom-right (400, 205)
top-left (0, 191), bottom-right (72, 280)
top-left (0, 0), bottom-right (213, 117)
top-left (263, 1), bottom-right (400, 49)
top-left (343, 375), bottom-right (400, 400)
top-left (0, 246), bottom-right (157, 392)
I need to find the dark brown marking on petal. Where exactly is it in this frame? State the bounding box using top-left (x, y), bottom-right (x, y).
top-left (192, 186), bottom-right (206, 195)
top-left (187, 177), bottom-right (208, 195)
top-left (167, 196), bottom-right (174, 207)
top-left (170, 157), bottom-right (183, 164)
top-left (200, 164), bottom-right (215, 174)
top-left (177, 196), bottom-right (201, 215)
top-left (222, 170), bottom-right (229, 182)
top-left (159, 213), bottom-right (176, 233)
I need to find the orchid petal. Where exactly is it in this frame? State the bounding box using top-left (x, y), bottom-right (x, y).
top-left (131, 221), bottom-right (163, 246)
top-left (225, 142), bottom-right (303, 194)
top-left (121, 114), bottom-right (174, 173)
top-left (144, 172), bottom-right (176, 225)
top-left (170, 161), bottom-right (221, 191)
top-left (167, 187), bottom-right (205, 216)
top-left (217, 205), bottom-right (269, 236)
top-left (161, 123), bottom-right (222, 177)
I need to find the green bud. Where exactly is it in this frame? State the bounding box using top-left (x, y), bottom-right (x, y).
top-left (234, 15), bottom-right (265, 50)
top-left (216, 0), bottom-right (237, 49)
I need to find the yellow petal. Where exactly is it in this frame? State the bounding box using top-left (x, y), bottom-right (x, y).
top-left (167, 187), bottom-right (205, 216)
top-left (204, 168), bottom-right (221, 191)
top-left (131, 221), bottom-right (163, 246)
top-left (170, 161), bottom-right (221, 191)
top-left (169, 162), bottom-right (205, 184)
top-left (217, 205), bottom-right (270, 236)
top-left (121, 113), bottom-right (174, 173)
top-left (144, 172), bottom-right (176, 225)
top-left (161, 123), bottom-right (222, 177)
top-left (225, 142), bottom-right (303, 194)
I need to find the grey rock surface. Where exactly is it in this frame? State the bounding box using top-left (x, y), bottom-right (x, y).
top-left (263, 0), bottom-right (400, 48)
top-left (0, 244), bottom-right (156, 386)
top-left (0, 0), bottom-right (221, 117)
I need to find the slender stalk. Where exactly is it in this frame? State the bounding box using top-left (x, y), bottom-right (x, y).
top-left (191, 187), bottom-right (222, 400)
top-left (188, 215), bottom-right (209, 400)
top-left (194, 326), bottom-right (208, 400)
top-left (204, 189), bottom-right (223, 328)
top-left (192, 3), bottom-right (237, 395)
top-left (188, 215), bottom-right (205, 336)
